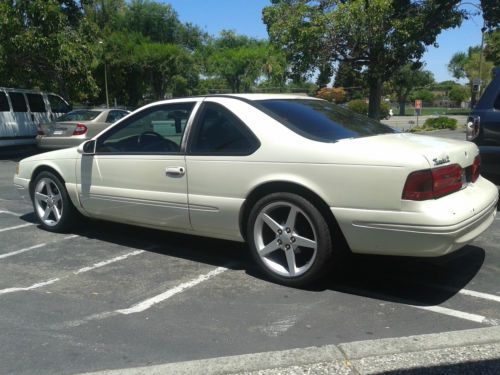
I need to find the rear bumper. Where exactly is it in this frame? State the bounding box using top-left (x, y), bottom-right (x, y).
top-left (332, 176), bottom-right (499, 257)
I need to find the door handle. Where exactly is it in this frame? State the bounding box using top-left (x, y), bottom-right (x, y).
top-left (166, 167), bottom-right (185, 177)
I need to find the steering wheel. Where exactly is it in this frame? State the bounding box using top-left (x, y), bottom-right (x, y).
top-left (137, 131), bottom-right (179, 152)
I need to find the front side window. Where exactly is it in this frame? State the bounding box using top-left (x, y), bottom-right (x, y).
top-left (48, 94), bottom-right (70, 113)
top-left (256, 99), bottom-right (396, 143)
top-left (9, 92), bottom-right (27, 112)
top-left (26, 93), bottom-right (46, 112)
top-left (189, 102), bottom-right (259, 155)
top-left (96, 102), bottom-right (195, 153)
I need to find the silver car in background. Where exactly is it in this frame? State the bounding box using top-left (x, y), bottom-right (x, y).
top-left (36, 108), bottom-right (129, 150)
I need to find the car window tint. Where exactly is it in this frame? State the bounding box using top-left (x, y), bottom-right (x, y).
top-left (494, 93), bottom-right (500, 110)
top-left (96, 102), bottom-right (195, 153)
top-left (9, 92), bottom-right (27, 112)
top-left (0, 92), bottom-right (9, 111)
top-left (190, 102), bottom-right (259, 155)
top-left (106, 110), bottom-right (128, 123)
top-left (26, 93), bottom-right (46, 112)
top-left (256, 99), bottom-right (396, 143)
top-left (56, 110), bottom-right (101, 121)
top-left (48, 94), bottom-right (70, 113)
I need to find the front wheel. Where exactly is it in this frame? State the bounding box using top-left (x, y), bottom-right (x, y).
top-left (247, 193), bottom-right (334, 287)
top-left (32, 171), bottom-right (77, 232)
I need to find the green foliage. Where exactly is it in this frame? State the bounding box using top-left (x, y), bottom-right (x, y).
top-left (480, 0), bottom-right (500, 30)
top-left (316, 87), bottom-right (347, 103)
top-left (0, 0), bottom-right (99, 102)
top-left (409, 89), bottom-right (435, 103)
top-left (347, 99), bottom-right (390, 120)
top-left (448, 85), bottom-right (469, 102)
top-left (419, 116), bottom-right (458, 131)
top-left (389, 64), bottom-right (434, 115)
top-left (263, 0), bottom-right (465, 119)
top-left (485, 30), bottom-right (500, 66)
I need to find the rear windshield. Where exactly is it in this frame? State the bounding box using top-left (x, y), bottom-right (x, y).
top-left (256, 99), bottom-right (396, 142)
top-left (56, 110), bottom-right (102, 122)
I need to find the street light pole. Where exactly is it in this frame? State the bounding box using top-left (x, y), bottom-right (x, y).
top-left (104, 59), bottom-right (109, 108)
top-left (98, 40), bottom-right (109, 108)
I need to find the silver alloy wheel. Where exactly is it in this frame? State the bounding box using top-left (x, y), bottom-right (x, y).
top-left (34, 177), bottom-right (63, 227)
top-left (253, 201), bottom-right (318, 278)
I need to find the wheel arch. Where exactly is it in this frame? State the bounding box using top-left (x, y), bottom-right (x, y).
top-left (29, 164), bottom-right (66, 198)
top-left (239, 180), bottom-right (350, 253)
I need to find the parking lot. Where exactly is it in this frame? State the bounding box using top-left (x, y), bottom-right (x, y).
top-left (1, 135), bottom-right (499, 375)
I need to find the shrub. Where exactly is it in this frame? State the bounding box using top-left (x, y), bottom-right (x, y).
top-left (346, 99), bottom-right (390, 120)
top-left (316, 87), bottom-right (347, 103)
top-left (423, 116), bottom-right (458, 130)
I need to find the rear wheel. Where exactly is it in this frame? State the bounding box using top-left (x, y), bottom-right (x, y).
top-left (32, 171), bottom-right (77, 232)
top-left (247, 192), bottom-right (334, 287)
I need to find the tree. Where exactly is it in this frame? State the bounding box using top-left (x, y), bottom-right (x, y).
top-left (484, 29), bottom-right (500, 66)
top-left (0, 0), bottom-right (99, 101)
top-left (390, 65), bottom-right (434, 115)
top-left (409, 89), bottom-right (435, 103)
top-left (480, 0), bottom-right (500, 30)
top-left (263, 0), bottom-right (464, 119)
top-left (448, 85), bottom-right (469, 103)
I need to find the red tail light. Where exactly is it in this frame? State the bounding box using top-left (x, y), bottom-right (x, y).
top-left (73, 123), bottom-right (88, 136)
top-left (471, 155), bottom-right (481, 182)
top-left (403, 164), bottom-right (463, 201)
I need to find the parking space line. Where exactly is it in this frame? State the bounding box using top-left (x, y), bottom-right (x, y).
top-left (0, 235), bottom-right (78, 260)
top-left (0, 209), bottom-right (23, 216)
top-left (0, 249), bottom-right (145, 296)
top-left (0, 278), bottom-right (60, 295)
top-left (409, 304), bottom-right (498, 326)
top-left (73, 250), bottom-right (145, 274)
top-left (459, 288), bottom-right (500, 303)
top-left (116, 265), bottom-right (230, 315)
top-left (60, 265), bottom-right (233, 328)
top-left (0, 223), bottom-right (35, 232)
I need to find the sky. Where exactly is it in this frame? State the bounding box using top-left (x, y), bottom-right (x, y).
top-left (163, 0), bottom-right (485, 83)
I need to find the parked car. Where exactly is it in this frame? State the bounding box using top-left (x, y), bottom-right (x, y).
top-left (14, 94), bottom-right (498, 286)
top-left (36, 108), bottom-right (130, 150)
top-left (0, 87), bottom-right (70, 147)
top-left (466, 67), bottom-right (500, 177)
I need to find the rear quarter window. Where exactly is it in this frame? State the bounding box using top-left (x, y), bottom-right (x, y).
top-left (26, 93), bottom-right (46, 112)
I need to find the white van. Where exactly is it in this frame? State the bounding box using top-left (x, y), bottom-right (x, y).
top-left (0, 88), bottom-right (70, 147)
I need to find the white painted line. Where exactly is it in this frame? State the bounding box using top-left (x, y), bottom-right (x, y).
top-left (74, 250), bottom-right (144, 274)
top-left (0, 235), bottom-right (78, 260)
top-left (0, 210), bottom-right (23, 217)
top-left (459, 288), bottom-right (500, 303)
top-left (409, 304), bottom-right (498, 326)
top-left (0, 223), bottom-right (35, 232)
top-left (116, 266), bottom-right (230, 315)
top-left (0, 278), bottom-right (60, 295)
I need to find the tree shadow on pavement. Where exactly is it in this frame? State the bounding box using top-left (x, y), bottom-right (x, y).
top-left (376, 358), bottom-right (500, 375)
top-left (0, 145), bottom-right (41, 162)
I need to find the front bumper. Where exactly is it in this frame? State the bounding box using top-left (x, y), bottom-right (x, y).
top-left (332, 176), bottom-right (499, 257)
top-left (13, 175), bottom-right (31, 202)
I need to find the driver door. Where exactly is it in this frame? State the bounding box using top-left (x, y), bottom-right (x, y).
top-left (77, 101), bottom-right (198, 230)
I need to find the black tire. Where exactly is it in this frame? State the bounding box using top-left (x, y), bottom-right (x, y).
top-left (247, 192), bottom-right (335, 287)
top-left (31, 171), bottom-right (78, 232)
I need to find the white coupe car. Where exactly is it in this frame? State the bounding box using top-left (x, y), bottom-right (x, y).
top-left (14, 95), bottom-right (499, 286)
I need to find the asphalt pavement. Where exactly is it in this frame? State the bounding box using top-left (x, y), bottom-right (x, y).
top-left (0, 130), bottom-right (499, 375)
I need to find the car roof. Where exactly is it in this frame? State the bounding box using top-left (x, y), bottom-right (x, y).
top-left (215, 93), bottom-right (321, 101)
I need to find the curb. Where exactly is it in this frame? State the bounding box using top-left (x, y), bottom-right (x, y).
top-left (78, 326), bottom-right (500, 375)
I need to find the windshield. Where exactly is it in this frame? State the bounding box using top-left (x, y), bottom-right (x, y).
top-left (256, 99), bottom-right (396, 142)
top-left (56, 110), bottom-right (102, 122)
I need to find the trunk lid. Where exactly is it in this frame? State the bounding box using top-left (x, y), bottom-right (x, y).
top-left (40, 121), bottom-right (81, 137)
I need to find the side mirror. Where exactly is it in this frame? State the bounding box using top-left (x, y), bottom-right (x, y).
top-left (78, 140), bottom-right (96, 154)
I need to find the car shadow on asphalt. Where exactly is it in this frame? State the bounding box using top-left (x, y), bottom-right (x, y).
top-left (17, 211), bottom-right (486, 308)
top-left (322, 247), bottom-right (485, 307)
top-left (0, 146), bottom-right (42, 162)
